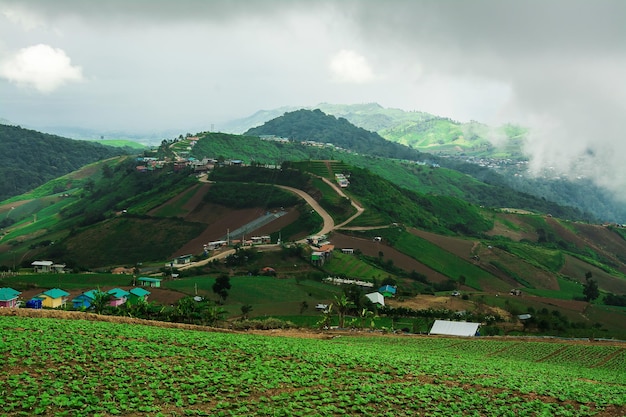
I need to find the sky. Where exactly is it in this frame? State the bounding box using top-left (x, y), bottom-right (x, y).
top-left (1, 0), bottom-right (625, 195)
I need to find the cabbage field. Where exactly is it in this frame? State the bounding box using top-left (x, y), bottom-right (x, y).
top-left (1, 315), bottom-right (624, 416)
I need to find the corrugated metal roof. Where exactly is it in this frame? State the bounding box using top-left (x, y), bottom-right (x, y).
top-left (0, 287), bottom-right (21, 301)
top-left (429, 320), bottom-right (480, 337)
top-left (129, 287), bottom-right (150, 297)
top-left (365, 292), bottom-right (385, 306)
top-left (40, 288), bottom-right (70, 299)
top-left (108, 288), bottom-right (130, 298)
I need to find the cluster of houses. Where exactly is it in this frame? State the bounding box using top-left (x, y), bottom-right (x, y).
top-left (0, 277), bottom-right (162, 310)
top-left (335, 173), bottom-right (350, 188)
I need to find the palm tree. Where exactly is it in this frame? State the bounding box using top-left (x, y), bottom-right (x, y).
top-left (334, 294), bottom-right (353, 328)
top-left (91, 289), bottom-right (112, 315)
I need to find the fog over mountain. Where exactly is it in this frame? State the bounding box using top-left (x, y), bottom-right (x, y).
top-left (1, 0), bottom-right (624, 198)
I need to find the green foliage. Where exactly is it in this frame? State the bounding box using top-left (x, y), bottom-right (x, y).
top-left (246, 109), bottom-right (425, 161)
top-left (0, 124), bottom-right (127, 201)
top-left (347, 166), bottom-right (492, 235)
top-left (204, 182), bottom-right (299, 209)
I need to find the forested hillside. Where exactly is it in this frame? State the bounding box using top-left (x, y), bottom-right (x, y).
top-left (0, 124), bottom-right (128, 201)
top-left (245, 109), bottom-right (424, 161)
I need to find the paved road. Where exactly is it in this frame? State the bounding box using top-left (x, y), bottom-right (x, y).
top-left (177, 176), bottom-right (366, 269)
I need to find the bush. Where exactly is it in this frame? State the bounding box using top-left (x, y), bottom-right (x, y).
top-left (230, 318), bottom-right (296, 331)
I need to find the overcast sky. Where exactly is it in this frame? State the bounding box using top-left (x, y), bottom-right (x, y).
top-left (1, 0), bottom-right (625, 195)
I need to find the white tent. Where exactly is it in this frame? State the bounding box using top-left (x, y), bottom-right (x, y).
top-left (365, 292), bottom-right (385, 306)
top-left (429, 320), bottom-right (480, 337)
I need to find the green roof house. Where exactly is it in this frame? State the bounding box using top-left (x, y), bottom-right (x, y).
top-left (128, 287), bottom-right (151, 305)
top-left (0, 287), bottom-right (21, 308)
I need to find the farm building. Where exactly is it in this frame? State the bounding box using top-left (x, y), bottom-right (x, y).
top-left (365, 292), bottom-right (385, 306)
top-left (175, 254), bottom-right (193, 265)
top-left (138, 277), bottom-right (162, 288)
top-left (34, 288), bottom-right (70, 308)
top-left (128, 287), bottom-right (151, 304)
top-left (0, 287), bottom-right (21, 308)
top-left (378, 285), bottom-right (397, 297)
top-left (31, 260), bottom-right (53, 273)
top-left (107, 288), bottom-right (130, 307)
top-left (429, 320), bottom-right (481, 337)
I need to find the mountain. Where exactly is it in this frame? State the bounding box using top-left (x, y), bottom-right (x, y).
top-left (0, 124), bottom-right (129, 202)
top-left (245, 109), bottom-right (425, 161)
top-left (228, 104), bottom-right (624, 223)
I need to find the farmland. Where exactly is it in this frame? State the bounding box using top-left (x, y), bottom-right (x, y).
top-left (1, 313), bottom-right (624, 416)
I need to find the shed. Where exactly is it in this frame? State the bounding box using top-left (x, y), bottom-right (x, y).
top-left (0, 287), bottom-right (21, 308)
top-left (365, 292), bottom-right (385, 306)
top-left (128, 287), bottom-right (151, 304)
top-left (429, 320), bottom-right (480, 337)
top-left (138, 277), bottom-right (162, 288)
top-left (35, 288), bottom-right (70, 308)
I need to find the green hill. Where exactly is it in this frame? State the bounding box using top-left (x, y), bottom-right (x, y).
top-left (245, 109), bottom-right (424, 161)
top-left (0, 124), bottom-right (129, 201)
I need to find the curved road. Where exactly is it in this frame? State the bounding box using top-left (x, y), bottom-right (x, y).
top-left (178, 177), bottom-right (365, 269)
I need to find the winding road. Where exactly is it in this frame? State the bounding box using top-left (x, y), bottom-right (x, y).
top-left (178, 177), bottom-right (365, 270)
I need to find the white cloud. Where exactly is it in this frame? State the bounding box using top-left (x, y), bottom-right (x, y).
top-left (329, 49), bottom-right (375, 84)
top-left (0, 44), bottom-right (84, 93)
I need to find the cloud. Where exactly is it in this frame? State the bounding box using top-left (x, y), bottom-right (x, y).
top-left (329, 49), bottom-right (375, 84)
top-left (0, 44), bottom-right (84, 92)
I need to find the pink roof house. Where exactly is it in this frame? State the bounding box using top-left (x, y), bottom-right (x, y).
top-left (107, 288), bottom-right (130, 307)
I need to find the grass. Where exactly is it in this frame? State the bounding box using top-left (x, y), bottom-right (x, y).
top-left (0, 273), bottom-right (134, 291)
top-left (524, 276), bottom-right (584, 299)
top-left (323, 251), bottom-right (394, 282)
top-left (392, 232), bottom-right (509, 291)
top-left (164, 275), bottom-right (343, 316)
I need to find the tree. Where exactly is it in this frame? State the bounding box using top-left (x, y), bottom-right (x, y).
top-left (333, 294), bottom-right (354, 328)
top-left (240, 304), bottom-right (253, 320)
top-left (212, 274), bottom-right (231, 302)
top-left (91, 289), bottom-right (112, 314)
top-left (583, 272), bottom-right (599, 302)
top-left (206, 305), bottom-right (227, 326)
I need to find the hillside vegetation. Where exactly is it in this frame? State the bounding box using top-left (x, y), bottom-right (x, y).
top-left (0, 124), bottom-right (129, 201)
top-left (2, 127), bottom-right (626, 338)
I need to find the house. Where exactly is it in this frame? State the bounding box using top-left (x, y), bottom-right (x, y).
top-left (341, 248), bottom-right (354, 254)
top-left (111, 266), bottom-right (135, 275)
top-left (51, 263), bottom-right (66, 273)
top-left (429, 320), bottom-right (481, 337)
top-left (72, 290), bottom-right (97, 309)
top-left (107, 288), bottom-right (130, 307)
top-left (32, 260), bottom-right (53, 273)
top-left (0, 287), bottom-right (21, 308)
top-left (35, 288), bottom-right (70, 308)
top-left (174, 254), bottom-right (193, 265)
top-left (128, 287), bottom-right (151, 305)
top-left (378, 285), bottom-right (397, 297)
top-left (138, 277), bottom-right (161, 288)
top-left (365, 292), bottom-right (385, 306)
top-left (311, 251), bottom-right (325, 266)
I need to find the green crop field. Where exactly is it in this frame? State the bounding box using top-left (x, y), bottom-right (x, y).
top-left (0, 314), bottom-right (624, 416)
